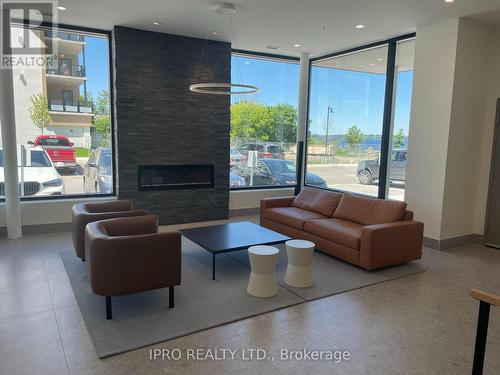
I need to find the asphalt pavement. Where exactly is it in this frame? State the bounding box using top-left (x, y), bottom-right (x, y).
top-left (307, 164), bottom-right (405, 201)
top-left (60, 157), bottom-right (88, 195)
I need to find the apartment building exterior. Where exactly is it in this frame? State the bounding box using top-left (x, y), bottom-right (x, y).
top-left (2, 27), bottom-right (93, 148)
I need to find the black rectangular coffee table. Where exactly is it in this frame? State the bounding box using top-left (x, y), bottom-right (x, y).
top-left (180, 221), bottom-right (291, 280)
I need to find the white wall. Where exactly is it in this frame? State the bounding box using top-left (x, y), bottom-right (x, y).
top-left (405, 18), bottom-right (459, 240)
top-left (406, 17), bottom-right (500, 241)
top-left (441, 19), bottom-right (498, 239)
top-left (0, 197), bottom-right (115, 227)
top-left (229, 188), bottom-right (294, 210)
top-left (475, 28), bottom-right (500, 235)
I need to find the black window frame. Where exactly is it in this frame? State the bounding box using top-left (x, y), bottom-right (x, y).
top-left (0, 22), bottom-right (116, 202)
top-left (229, 49), bottom-right (301, 191)
top-left (303, 33), bottom-right (416, 199)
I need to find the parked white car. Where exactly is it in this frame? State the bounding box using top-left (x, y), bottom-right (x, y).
top-left (0, 146), bottom-right (65, 197)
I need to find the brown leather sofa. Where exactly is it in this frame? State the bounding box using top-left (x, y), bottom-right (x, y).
top-left (260, 188), bottom-right (423, 270)
top-left (85, 215), bottom-right (182, 319)
top-left (72, 200), bottom-right (148, 261)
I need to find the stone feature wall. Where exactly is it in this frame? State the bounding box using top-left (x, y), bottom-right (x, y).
top-left (114, 26), bottom-right (230, 224)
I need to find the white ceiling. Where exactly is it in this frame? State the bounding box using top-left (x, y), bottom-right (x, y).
top-left (314, 39), bottom-right (415, 74)
top-left (55, 0), bottom-right (500, 57)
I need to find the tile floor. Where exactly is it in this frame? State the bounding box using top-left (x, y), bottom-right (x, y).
top-left (0, 216), bottom-right (499, 374)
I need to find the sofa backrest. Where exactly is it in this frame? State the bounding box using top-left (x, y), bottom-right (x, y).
top-left (292, 187), bottom-right (342, 217)
top-left (332, 193), bottom-right (407, 225)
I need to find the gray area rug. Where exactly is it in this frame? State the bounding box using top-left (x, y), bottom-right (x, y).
top-left (229, 244), bottom-right (425, 301)
top-left (60, 239), bottom-right (303, 358)
top-left (61, 238), bottom-right (425, 358)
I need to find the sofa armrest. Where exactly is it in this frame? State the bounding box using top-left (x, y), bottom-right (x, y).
top-left (260, 197), bottom-right (295, 226)
top-left (359, 220), bottom-right (424, 270)
top-left (260, 196), bottom-right (295, 209)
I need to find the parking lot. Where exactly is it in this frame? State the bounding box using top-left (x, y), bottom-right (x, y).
top-left (60, 157), bottom-right (89, 194)
top-left (307, 164), bottom-right (405, 201)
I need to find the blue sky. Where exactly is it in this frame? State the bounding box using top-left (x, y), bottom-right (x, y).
top-left (83, 48), bottom-right (413, 136)
top-left (80, 35), bottom-right (110, 99)
top-left (231, 56), bottom-right (300, 106)
top-left (231, 55), bottom-right (413, 136)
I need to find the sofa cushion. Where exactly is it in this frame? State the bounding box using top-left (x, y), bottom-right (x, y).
top-left (332, 193), bottom-right (407, 225)
top-left (304, 218), bottom-right (363, 250)
top-left (265, 207), bottom-right (327, 230)
top-left (292, 187), bottom-right (342, 217)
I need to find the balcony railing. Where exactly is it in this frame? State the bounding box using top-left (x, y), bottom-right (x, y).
top-left (48, 99), bottom-right (93, 114)
top-left (47, 64), bottom-right (86, 78)
top-left (45, 31), bottom-right (85, 42)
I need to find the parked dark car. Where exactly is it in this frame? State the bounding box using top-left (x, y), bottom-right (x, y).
top-left (233, 159), bottom-right (327, 187)
top-left (83, 147), bottom-right (113, 193)
top-left (238, 142), bottom-right (285, 159)
top-left (229, 170), bottom-right (246, 188)
top-left (357, 149), bottom-right (407, 185)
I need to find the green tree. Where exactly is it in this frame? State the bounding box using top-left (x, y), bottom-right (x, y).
top-left (268, 103), bottom-right (297, 143)
top-left (393, 128), bottom-right (406, 149)
top-left (230, 101), bottom-right (298, 142)
top-left (91, 90), bottom-right (111, 134)
top-left (345, 125), bottom-right (364, 151)
top-left (93, 115), bottom-right (111, 134)
top-left (94, 90), bottom-right (110, 115)
top-left (231, 101), bottom-right (273, 141)
top-left (28, 94), bottom-right (51, 135)
top-left (80, 91), bottom-right (92, 103)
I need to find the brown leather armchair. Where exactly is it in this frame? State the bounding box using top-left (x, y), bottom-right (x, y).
top-left (72, 200), bottom-right (148, 260)
top-left (85, 215), bottom-right (181, 319)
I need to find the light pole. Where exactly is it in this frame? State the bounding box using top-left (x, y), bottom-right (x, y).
top-left (325, 106), bottom-right (333, 155)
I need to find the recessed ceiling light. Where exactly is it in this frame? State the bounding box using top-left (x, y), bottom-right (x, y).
top-left (293, 44), bottom-right (301, 47)
top-left (57, 6), bottom-right (66, 10)
top-left (377, 58), bottom-right (383, 61)
top-left (321, 27), bottom-right (328, 31)
top-left (355, 24), bottom-right (365, 29)
top-left (211, 31), bottom-right (218, 35)
top-left (214, 2), bottom-right (237, 16)
top-left (369, 63), bottom-right (376, 66)
top-left (152, 21), bottom-right (161, 26)
top-left (445, 0), bottom-right (454, 3)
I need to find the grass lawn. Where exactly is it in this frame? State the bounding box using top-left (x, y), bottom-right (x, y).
top-left (75, 148), bottom-right (91, 157)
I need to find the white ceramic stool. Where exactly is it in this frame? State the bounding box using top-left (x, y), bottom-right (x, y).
top-left (285, 239), bottom-right (315, 288)
top-left (247, 245), bottom-right (280, 297)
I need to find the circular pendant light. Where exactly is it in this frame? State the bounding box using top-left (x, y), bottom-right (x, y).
top-left (189, 83), bottom-right (259, 95)
top-left (189, 2), bottom-right (258, 96)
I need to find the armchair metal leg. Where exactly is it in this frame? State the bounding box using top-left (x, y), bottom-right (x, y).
top-left (472, 301), bottom-right (491, 375)
top-left (169, 286), bottom-right (174, 308)
top-left (106, 296), bottom-right (112, 320)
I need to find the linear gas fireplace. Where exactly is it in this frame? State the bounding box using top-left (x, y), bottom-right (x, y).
top-left (138, 164), bottom-right (215, 191)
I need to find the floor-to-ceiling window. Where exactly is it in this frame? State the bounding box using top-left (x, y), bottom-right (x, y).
top-left (305, 36), bottom-right (415, 200)
top-left (0, 23), bottom-right (114, 199)
top-left (306, 45), bottom-right (388, 197)
top-left (229, 53), bottom-right (301, 189)
top-left (387, 39), bottom-right (415, 201)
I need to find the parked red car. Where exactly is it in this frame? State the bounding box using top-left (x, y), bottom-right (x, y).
top-left (30, 135), bottom-right (77, 172)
